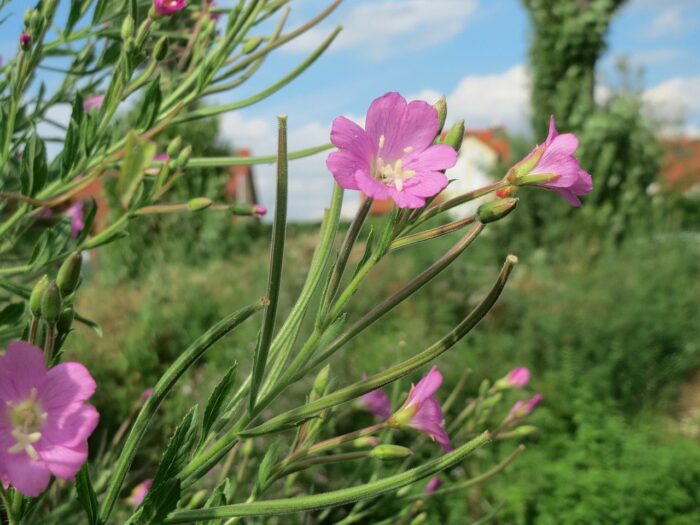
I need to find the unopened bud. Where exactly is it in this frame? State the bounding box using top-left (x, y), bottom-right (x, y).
top-left (433, 96), bottom-right (447, 134)
top-left (312, 365), bottom-right (331, 398)
top-left (352, 436), bottom-right (379, 448)
top-left (511, 425), bottom-right (538, 437)
top-left (242, 439), bottom-right (254, 456)
top-left (121, 15), bottom-right (134, 40)
top-left (20, 32), bottom-right (32, 50)
top-left (57, 307), bottom-right (75, 334)
top-left (478, 379), bottom-right (490, 397)
top-left (480, 393), bottom-right (502, 409)
top-left (23, 8), bottom-right (33, 27)
top-left (41, 281), bottom-right (63, 324)
top-left (477, 198), bottom-right (518, 224)
top-left (154, 36), bottom-right (168, 61)
top-left (176, 145), bottom-right (192, 167)
top-left (253, 204), bottom-right (267, 217)
top-left (30, 275), bottom-right (50, 317)
top-left (410, 513), bottom-right (428, 525)
top-left (56, 252), bottom-right (82, 296)
top-left (187, 197), bottom-right (213, 212)
top-left (166, 136), bottom-right (182, 157)
top-left (370, 444), bottom-right (412, 461)
top-left (30, 11), bottom-right (43, 32)
top-left (242, 36), bottom-right (263, 54)
top-left (442, 119), bottom-right (465, 151)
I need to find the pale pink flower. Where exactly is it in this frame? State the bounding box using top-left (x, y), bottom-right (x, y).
top-left (65, 201), bottom-right (84, 237)
top-left (389, 366), bottom-right (452, 451)
top-left (424, 475), bottom-right (442, 495)
top-left (327, 92), bottom-right (457, 209)
top-left (130, 479), bottom-right (152, 506)
top-left (507, 394), bottom-right (543, 421)
top-left (154, 0), bottom-right (188, 15)
top-left (153, 153), bottom-right (169, 163)
top-left (359, 389), bottom-right (392, 420)
top-left (253, 204), bottom-right (267, 217)
top-left (507, 116), bottom-right (592, 206)
top-left (0, 342), bottom-right (99, 497)
top-left (83, 95), bottom-right (104, 112)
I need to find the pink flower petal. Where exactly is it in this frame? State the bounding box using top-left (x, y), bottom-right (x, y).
top-left (389, 187), bottom-right (426, 208)
top-left (330, 116), bottom-right (375, 161)
top-left (39, 363), bottom-right (97, 410)
top-left (326, 151), bottom-right (365, 190)
top-left (406, 366), bottom-right (442, 407)
top-left (356, 170), bottom-right (391, 201)
top-left (402, 171), bottom-right (449, 198)
top-left (42, 404), bottom-right (100, 449)
top-left (360, 389), bottom-right (392, 420)
top-left (1, 451), bottom-right (51, 497)
top-left (0, 342), bottom-right (47, 401)
top-left (38, 441), bottom-right (88, 480)
top-left (403, 144), bottom-right (457, 173)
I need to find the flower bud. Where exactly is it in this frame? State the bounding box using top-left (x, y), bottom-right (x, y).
top-left (370, 444), bottom-right (412, 461)
top-left (57, 307), bottom-right (75, 334)
top-left (352, 436), bottom-right (379, 449)
top-left (480, 392), bottom-right (502, 409)
top-left (242, 36), bottom-right (263, 54)
top-left (154, 36), bottom-right (168, 61)
top-left (176, 145), bottom-right (192, 167)
top-left (312, 365), bottom-right (331, 398)
top-left (511, 425), bottom-right (538, 437)
top-left (494, 367), bottom-right (530, 390)
top-left (166, 136), bottom-right (182, 157)
top-left (20, 32), bottom-right (32, 50)
top-left (30, 275), bottom-right (50, 317)
top-left (41, 281), bottom-right (63, 324)
top-left (121, 15), bottom-right (134, 40)
top-left (442, 119), bottom-right (465, 151)
top-left (187, 197), bottom-right (213, 212)
top-left (242, 439), bottom-right (254, 456)
top-left (477, 198), bottom-right (518, 224)
top-left (410, 513), bottom-right (428, 525)
top-left (23, 8), bottom-right (33, 27)
top-left (478, 379), bottom-right (490, 397)
top-left (253, 204), bottom-right (267, 217)
top-left (30, 10), bottom-right (43, 32)
top-left (57, 252), bottom-right (82, 296)
top-left (433, 96), bottom-right (447, 134)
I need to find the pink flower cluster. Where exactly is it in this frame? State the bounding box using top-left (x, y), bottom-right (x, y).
top-left (0, 342), bottom-right (99, 496)
top-left (154, 0), bottom-right (188, 15)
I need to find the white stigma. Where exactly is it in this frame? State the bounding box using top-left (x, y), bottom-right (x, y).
top-left (374, 157), bottom-right (416, 191)
top-left (378, 134), bottom-right (385, 149)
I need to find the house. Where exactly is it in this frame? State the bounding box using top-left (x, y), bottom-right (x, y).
top-left (660, 138), bottom-right (700, 193)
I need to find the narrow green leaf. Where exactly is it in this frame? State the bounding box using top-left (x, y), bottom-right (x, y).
top-left (201, 364), bottom-right (237, 446)
top-left (75, 465), bottom-right (99, 525)
top-left (137, 77), bottom-right (162, 130)
top-left (118, 131), bottom-right (156, 209)
top-left (75, 198), bottom-right (98, 245)
top-left (249, 116), bottom-right (288, 411)
top-left (257, 441), bottom-right (281, 490)
top-left (20, 135), bottom-right (48, 197)
top-left (0, 302), bottom-right (25, 326)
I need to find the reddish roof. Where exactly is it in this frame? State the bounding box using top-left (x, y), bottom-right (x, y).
top-left (661, 139), bottom-right (700, 191)
top-left (464, 127), bottom-right (511, 163)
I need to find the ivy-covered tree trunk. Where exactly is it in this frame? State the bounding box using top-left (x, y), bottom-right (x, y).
top-left (522, 0), bottom-right (627, 136)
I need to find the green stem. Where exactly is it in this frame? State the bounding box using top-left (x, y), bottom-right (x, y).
top-left (250, 116), bottom-right (289, 411)
top-left (390, 215), bottom-right (476, 251)
top-left (97, 300), bottom-right (265, 524)
top-left (188, 144), bottom-right (332, 168)
top-left (164, 432), bottom-right (490, 522)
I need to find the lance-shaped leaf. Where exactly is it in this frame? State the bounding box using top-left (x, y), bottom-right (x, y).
top-left (75, 465), bottom-right (99, 525)
top-left (200, 364), bottom-right (237, 448)
top-left (118, 131), bottom-right (156, 209)
top-left (20, 134), bottom-right (48, 196)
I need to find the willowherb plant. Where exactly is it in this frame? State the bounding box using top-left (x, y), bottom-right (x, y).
top-left (0, 1), bottom-right (593, 524)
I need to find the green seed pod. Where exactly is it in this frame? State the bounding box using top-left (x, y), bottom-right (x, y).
top-left (57, 252), bottom-right (82, 296)
top-left (312, 365), bottom-right (331, 398)
top-left (370, 444), bottom-right (412, 461)
top-left (30, 275), bottom-right (50, 317)
top-left (478, 378), bottom-right (490, 397)
top-left (41, 281), bottom-right (63, 324)
top-left (154, 36), bottom-right (168, 61)
top-left (167, 136), bottom-right (182, 158)
top-left (477, 198), bottom-right (519, 224)
top-left (187, 197), bottom-right (213, 212)
top-left (442, 119), bottom-right (465, 151)
top-left (242, 36), bottom-right (264, 55)
top-left (57, 307), bottom-right (75, 334)
top-left (352, 436), bottom-right (379, 448)
top-left (433, 96), bottom-right (447, 134)
top-left (121, 15), bottom-right (134, 40)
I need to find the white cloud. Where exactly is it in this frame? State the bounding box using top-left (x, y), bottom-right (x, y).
top-left (643, 74), bottom-right (700, 136)
top-left (416, 65), bottom-right (531, 133)
top-left (628, 48), bottom-right (683, 65)
top-left (286, 0), bottom-right (478, 60)
top-left (646, 8), bottom-right (697, 37)
top-left (219, 112), bottom-right (357, 221)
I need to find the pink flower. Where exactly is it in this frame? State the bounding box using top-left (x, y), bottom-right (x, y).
top-left (83, 95), bottom-right (104, 112)
top-left (0, 342), bottom-right (99, 497)
top-left (359, 389), bottom-right (392, 420)
top-left (130, 479), bottom-right (152, 506)
top-left (20, 33), bottom-right (31, 48)
top-left (507, 394), bottom-right (543, 421)
top-left (326, 92), bottom-right (457, 209)
top-left (153, 152), bottom-right (169, 163)
top-left (424, 475), bottom-right (442, 495)
top-left (496, 367), bottom-right (530, 390)
top-left (154, 0), bottom-right (188, 15)
top-left (389, 366), bottom-right (452, 451)
top-left (253, 204), bottom-right (267, 217)
top-left (208, 1), bottom-right (220, 20)
top-left (140, 388), bottom-right (154, 402)
top-left (65, 201), bottom-right (84, 237)
top-left (507, 116), bottom-right (592, 206)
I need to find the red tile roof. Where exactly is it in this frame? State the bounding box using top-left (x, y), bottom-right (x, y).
top-left (661, 139), bottom-right (700, 191)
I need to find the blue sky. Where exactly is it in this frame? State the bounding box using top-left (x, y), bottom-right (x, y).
top-left (2, 0), bottom-right (699, 218)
